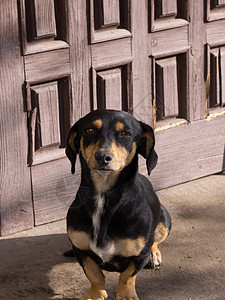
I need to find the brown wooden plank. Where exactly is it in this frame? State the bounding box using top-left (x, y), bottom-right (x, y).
top-left (102, 0), bottom-right (120, 26)
top-left (67, 0), bottom-right (91, 122)
top-left (24, 48), bottom-right (71, 83)
top-left (155, 57), bottom-right (179, 120)
top-left (32, 158), bottom-right (80, 225)
top-left (97, 68), bottom-right (122, 110)
top-left (187, 1), bottom-right (206, 121)
top-left (33, 0), bottom-right (56, 38)
top-left (132, 0), bottom-right (153, 124)
top-left (162, 0), bottom-right (177, 15)
top-left (91, 37), bottom-right (132, 69)
top-left (139, 115), bottom-right (225, 190)
top-left (150, 25), bottom-right (189, 58)
top-left (0, 0), bottom-right (33, 236)
top-left (206, 19), bottom-right (225, 47)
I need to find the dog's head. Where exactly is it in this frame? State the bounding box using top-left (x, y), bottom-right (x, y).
top-left (66, 110), bottom-right (157, 176)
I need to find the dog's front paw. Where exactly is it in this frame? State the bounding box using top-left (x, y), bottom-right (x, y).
top-left (116, 296), bottom-right (139, 300)
top-left (80, 287), bottom-right (108, 300)
top-left (116, 287), bottom-right (139, 300)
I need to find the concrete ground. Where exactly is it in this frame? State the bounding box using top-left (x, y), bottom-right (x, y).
top-left (0, 172), bottom-right (225, 300)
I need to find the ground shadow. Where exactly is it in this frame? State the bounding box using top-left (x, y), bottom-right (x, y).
top-left (0, 233), bottom-right (80, 300)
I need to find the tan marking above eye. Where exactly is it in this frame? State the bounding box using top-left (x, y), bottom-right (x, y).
top-left (115, 121), bottom-right (125, 132)
top-left (93, 119), bottom-right (102, 129)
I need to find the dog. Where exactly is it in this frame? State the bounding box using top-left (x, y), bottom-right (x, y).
top-left (66, 109), bottom-right (171, 300)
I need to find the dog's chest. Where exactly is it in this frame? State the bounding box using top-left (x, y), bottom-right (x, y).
top-left (68, 193), bottom-right (146, 263)
top-left (90, 193), bottom-right (115, 262)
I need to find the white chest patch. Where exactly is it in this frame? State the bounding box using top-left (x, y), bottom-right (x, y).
top-left (91, 193), bottom-right (105, 241)
top-left (90, 193), bottom-right (115, 262)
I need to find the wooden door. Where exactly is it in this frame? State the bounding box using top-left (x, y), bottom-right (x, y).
top-left (19, 0), bottom-right (92, 227)
top-left (142, 0), bottom-right (225, 189)
top-left (1, 0), bottom-right (225, 235)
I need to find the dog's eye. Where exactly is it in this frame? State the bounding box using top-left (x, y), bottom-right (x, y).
top-left (121, 131), bottom-right (131, 137)
top-left (86, 128), bottom-right (95, 135)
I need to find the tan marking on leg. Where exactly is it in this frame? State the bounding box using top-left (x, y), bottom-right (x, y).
top-left (93, 119), bottom-right (102, 129)
top-left (116, 237), bottom-right (145, 257)
top-left (115, 121), bottom-right (125, 132)
top-left (80, 256), bottom-right (108, 300)
top-left (150, 242), bottom-right (162, 268)
top-left (150, 222), bottom-right (169, 268)
top-left (67, 228), bottom-right (90, 250)
top-left (154, 222), bottom-right (169, 244)
top-left (116, 263), bottom-right (139, 300)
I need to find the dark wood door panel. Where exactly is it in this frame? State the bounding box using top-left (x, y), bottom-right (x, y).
top-left (89, 0), bottom-right (131, 43)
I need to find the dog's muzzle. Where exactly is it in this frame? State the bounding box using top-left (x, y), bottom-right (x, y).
top-left (95, 151), bottom-right (113, 167)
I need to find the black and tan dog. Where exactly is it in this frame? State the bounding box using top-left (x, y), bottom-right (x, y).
top-left (66, 109), bottom-right (171, 300)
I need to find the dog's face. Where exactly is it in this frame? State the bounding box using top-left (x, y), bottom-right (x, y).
top-left (66, 110), bottom-right (158, 178)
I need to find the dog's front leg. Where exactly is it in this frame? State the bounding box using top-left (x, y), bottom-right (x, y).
top-left (80, 256), bottom-right (108, 300)
top-left (116, 263), bottom-right (139, 300)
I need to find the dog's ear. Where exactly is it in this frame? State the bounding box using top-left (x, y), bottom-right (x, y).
top-left (138, 121), bottom-right (158, 175)
top-left (66, 121), bottom-right (80, 174)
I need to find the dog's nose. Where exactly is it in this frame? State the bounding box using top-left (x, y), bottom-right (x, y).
top-left (95, 151), bottom-right (113, 166)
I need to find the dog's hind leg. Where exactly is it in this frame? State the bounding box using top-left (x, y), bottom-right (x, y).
top-left (150, 205), bottom-right (172, 269)
top-left (80, 256), bottom-right (108, 300)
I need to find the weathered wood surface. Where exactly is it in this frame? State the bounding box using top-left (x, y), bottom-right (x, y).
top-left (91, 37), bottom-right (132, 69)
top-left (24, 48), bottom-right (71, 84)
top-left (132, 0), bottom-right (153, 124)
top-left (0, 0), bottom-right (33, 236)
top-left (1, 0), bottom-right (225, 234)
top-left (187, 1), bottom-right (206, 121)
top-left (140, 115), bottom-right (225, 190)
top-left (32, 0), bottom-right (57, 38)
top-left (68, 0), bottom-right (92, 122)
top-left (150, 25), bottom-right (189, 58)
top-left (32, 158), bottom-right (80, 226)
